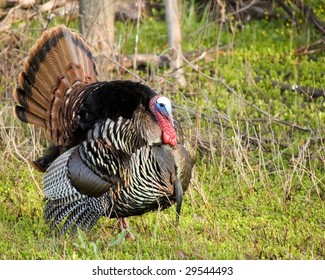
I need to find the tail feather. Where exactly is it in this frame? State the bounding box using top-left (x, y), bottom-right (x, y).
top-left (13, 25), bottom-right (97, 147)
top-left (14, 106), bottom-right (45, 128)
top-left (16, 72), bottom-right (48, 109)
top-left (13, 88), bottom-right (47, 119)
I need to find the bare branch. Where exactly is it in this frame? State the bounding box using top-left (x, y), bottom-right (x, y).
top-left (254, 77), bottom-right (325, 99)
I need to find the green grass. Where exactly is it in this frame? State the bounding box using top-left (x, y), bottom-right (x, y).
top-left (0, 3), bottom-right (324, 259)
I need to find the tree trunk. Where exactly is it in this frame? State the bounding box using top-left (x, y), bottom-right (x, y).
top-left (164, 0), bottom-right (187, 87)
top-left (79, 0), bottom-right (115, 55)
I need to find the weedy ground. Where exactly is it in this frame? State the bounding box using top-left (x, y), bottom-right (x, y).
top-left (0, 2), bottom-right (324, 259)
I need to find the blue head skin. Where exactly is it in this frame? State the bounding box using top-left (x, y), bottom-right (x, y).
top-left (155, 96), bottom-right (173, 124)
top-left (149, 95), bottom-right (177, 146)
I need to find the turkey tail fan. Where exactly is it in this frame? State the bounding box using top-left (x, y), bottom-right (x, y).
top-left (13, 25), bottom-right (97, 147)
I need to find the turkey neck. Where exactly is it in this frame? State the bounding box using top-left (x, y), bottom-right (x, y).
top-left (131, 105), bottom-right (164, 146)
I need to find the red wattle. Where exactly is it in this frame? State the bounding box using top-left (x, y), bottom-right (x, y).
top-left (163, 131), bottom-right (177, 146)
top-left (149, 95), bottom-right (177, 146)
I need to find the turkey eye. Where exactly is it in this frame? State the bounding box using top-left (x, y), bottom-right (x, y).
top-left (157, 103), bottom-right (166, 111)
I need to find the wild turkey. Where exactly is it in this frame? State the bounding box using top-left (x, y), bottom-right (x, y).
top-left (13, 25), bottom-right (195, 235)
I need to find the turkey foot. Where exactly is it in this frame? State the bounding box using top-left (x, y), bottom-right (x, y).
top-left (118, 218), bottom-right (136, 240)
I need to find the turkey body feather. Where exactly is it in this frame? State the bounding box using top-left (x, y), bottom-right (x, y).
top-left (13, 25), bottom-right (195, 234)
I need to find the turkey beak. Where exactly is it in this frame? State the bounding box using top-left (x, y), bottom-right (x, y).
top-left (174, 178), bottom-right (183, 225)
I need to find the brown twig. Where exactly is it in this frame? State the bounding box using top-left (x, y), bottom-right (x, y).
top-left (294, 38), bottom-right (325, 56)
